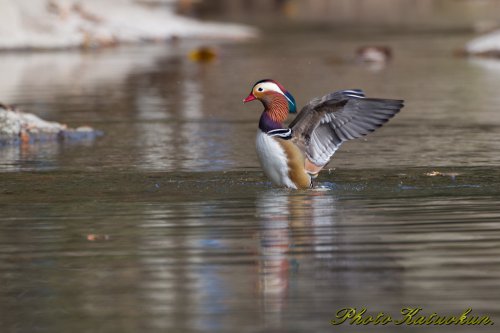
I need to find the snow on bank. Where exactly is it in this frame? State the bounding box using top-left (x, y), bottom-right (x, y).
top-left (466, 30), bottom-right (500, 57)
top-left (0, 0), bottom-right (256, 50)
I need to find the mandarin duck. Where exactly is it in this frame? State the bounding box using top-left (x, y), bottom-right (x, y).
top-left (243, 79), bottom-right (404, 189)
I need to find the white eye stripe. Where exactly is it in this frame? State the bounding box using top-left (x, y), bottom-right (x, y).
top-left (255, 82), bottom-right (283, 94)
top-left (255, 82), bottom-right (295, 106)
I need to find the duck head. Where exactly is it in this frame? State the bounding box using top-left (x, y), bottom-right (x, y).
top-left (243, 79), bottom-right (296, 114)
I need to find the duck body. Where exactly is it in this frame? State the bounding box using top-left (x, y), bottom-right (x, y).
top-left (256, 130), bottom-right (310, 189)
top-left (244, 79), bottom-right (404, 189)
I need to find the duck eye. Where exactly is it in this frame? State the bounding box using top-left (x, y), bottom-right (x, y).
top-left (257, 87), bottom-right (263, 92)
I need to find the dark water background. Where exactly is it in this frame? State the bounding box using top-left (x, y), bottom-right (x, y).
top-left (1, 2), bottom-right (500, 332)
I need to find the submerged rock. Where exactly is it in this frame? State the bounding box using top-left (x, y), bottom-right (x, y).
top-left (0, 103), bottom-right (102, 145)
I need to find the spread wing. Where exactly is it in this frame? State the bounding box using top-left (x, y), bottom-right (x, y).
top-left (289, 89), bottom-right (403, 170)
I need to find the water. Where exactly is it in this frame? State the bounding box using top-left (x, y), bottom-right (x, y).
top-left (1, 19), bottom-right (500, 333)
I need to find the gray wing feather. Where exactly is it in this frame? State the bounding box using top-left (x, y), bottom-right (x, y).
top-left (290, 89), bottom-right (403, 167)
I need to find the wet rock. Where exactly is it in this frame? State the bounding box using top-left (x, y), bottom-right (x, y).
top-left (0, 103), bottom-right (102, 145)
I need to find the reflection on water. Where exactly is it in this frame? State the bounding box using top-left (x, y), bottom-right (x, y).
top-left (134, 63), bottom-right (234, 171)
top-left (0, 47), bottom-right (171, 104)
top-left (0, 169), bottom-right (499, 332)
top-left (257, 191), bottom-right (338, 327)
top-left (0, 142), bottom-right (59, 171)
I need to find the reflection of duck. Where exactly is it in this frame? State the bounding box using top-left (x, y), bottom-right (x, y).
top-left (257, 193), bottom-right (290, 300)
top-left (256, 190), bottom-right (337, 322)
top-left (243, 79), bottom-right (404, 189)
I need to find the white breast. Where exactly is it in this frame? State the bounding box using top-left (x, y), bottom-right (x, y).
top-left (255, 130), bottom-right (296, 189)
